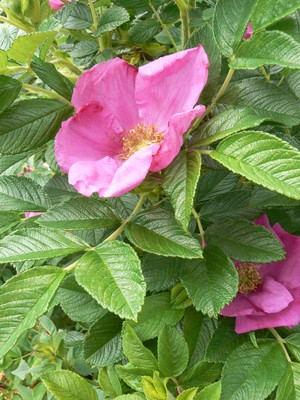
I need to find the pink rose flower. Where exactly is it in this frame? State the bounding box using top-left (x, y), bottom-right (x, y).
top-left (244, 22), bottom-right (253, 40)
top-left (49, 0), bottom-right (71, 10)
top-left (221, 214), bottom-right (300, 334)
top-left (55, 46), bottom-right (209, 197)
top-left (25, 212), bottom-right (44, 218)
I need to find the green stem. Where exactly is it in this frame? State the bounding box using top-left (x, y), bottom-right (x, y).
top-left (7, 66), bottom-right (29, 73)
top-left (64, 260), bottom-right (79, 272)
top-left (277, 75), bottom-right (285, 87)
top-left (149, 1), bottom-right (178, 52)
top-left (0, 15), bottom-right (34, 33)
top-left (270, 328), bottom-right (291, 362)
top-left (22, 83), bottom-right (73, 106)
top-left (88, 0), bottom-right (104, 51)
top-left (199, 149), bottom-right (211, 155)
top-left (259, 66), bottom-right (270, 82)
top-left (192, 208), bottom-right (205, 248)
top-left (174, 0), bottom-right (189, 48)
top-left (51, 58), bottom-right (83, 76)
top-left (104, 194), bottom-right (147, 242)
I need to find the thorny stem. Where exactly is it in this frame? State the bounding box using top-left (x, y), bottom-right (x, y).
top-left (192, 208), bottom-right (205, 248)
top-left (270, 328), bottom-right (291, 362)
top-left (22, 83), bottom-right (73, 106)
top-left (149, 1), bottom-right (178, 52)
top-left (104, 194), bottom-right (147, 242)
top-left (174, 0), bottom-right (189, 48)
top-left (88, 0), bottom-right (104, 51)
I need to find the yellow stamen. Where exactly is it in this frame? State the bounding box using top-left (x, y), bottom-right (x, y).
top-left (119, 123), bottom-right (164, 160)
top-left (238, 263), bottom-right (263, 295)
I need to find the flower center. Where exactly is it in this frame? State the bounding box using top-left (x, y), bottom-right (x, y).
top-left (237, 263), bottom-right (263, 295)
top-left (119, 123), bottom-right (164, 160)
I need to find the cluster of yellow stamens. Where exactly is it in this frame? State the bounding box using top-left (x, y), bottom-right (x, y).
top-left (237, 263), bottom-right (263, 295)
top-left (119, 123), bottom-right (164, 160)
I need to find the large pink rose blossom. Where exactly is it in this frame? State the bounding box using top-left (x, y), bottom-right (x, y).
top-left (55, 46), bottom-right (209, 198)
top-left (243, 22), bottom-right (253, 40)
top-left (221, 214), bottom-right (300, 334)
top-left (49, 0), bottom-right (71, 10)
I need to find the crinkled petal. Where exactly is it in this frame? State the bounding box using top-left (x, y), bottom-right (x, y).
top-left (248, 276), bottom-right (294, 313)
top-left (101, 144), bottom-right (159, 197)
top-left (235, 288), bottom-right (300, 333)
top-left (68, 157), bottom-right (118, 197)
top-left (72, 58), bottom-right (139, 130)
top-left (150, 105), bottom-right (205, 172)
top-left (221, 293), bottom-right (256, 317)
top-left (49, 0), bottom-right (67, 10)
top-left (136, 45), bottom-right (209, 129)
top-left (55, 102), bottom-right (123, 173)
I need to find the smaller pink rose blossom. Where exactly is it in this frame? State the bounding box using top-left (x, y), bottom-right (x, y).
top-left (25, 212), bottom-right (44, 218)
top-left (221, 214), bottom-right (300, 334)
top-left (49, 0), bottom-right (71, 10)
top-left (244, 22), bottom-right (253, 40)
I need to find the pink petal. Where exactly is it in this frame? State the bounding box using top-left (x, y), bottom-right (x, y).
top-left (55, 102), bottom-right (123, 174)
top-left (150, 105), bottom-right (205, 172)
top-left (49, 0), bottom-right (69, 10)
top-left (221, 293), bottom-right (256, 317)
top-left (248, 276), bottom-right (294, 313)
top-left (243, 23), bottom-right (253, 40)
top-left (235, 287), bottom-right (300, 333)
top-left (72, 58), bottom-right (139, 130)
top-left (135, 45), bottom-right (209, 130)
top-left (25, 212), bottom-right (44, 218)
top-left (101, 144), bottom-right (159, 197)
top-left (69, 157), bottom-right (118, 197)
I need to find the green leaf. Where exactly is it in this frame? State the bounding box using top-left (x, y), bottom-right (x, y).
top-left (212, 0), bottom-right (257, 57)
top-left (0, 176), bottom-right (51, 212)
top-left (0, 212), bottom-right (20, 235)
top-left (179, 361), bottom-right (222, 390)
top-left (30, 57), bottom-right (74, 101)
top-left (195, 382), bottom-right (221, 400)
top-left (177, 388), bottom-right (198, 400)
top-left (190, 108), bottom-right (268, 147)
top-left (221, 340), bottom-right (287, 400)
top-left (162, 149), bottom-right (201, 230)
top-left (122, 323), bottom-right (158, 370)
top-left (0, 76), bottom-right (22, 114)
top-left (38, 197), bottom-right (122, 230)
top-left (0, 228), bottom-right (88, 262)
top-left (0, 266), bottom-right (65, 359)
top-left (286, 334), bottom-right (300, 362)
top-left (158, 326), bottom-right (189, 377)
top-left (7, 31), bottom-right (57, 64)
top-left (250, 186), bottom-right (300, 208)
top-left (185, 23), bottom-right (221, 104)
top-left (230, 31), bottom-right (300, 69)
top-left (95, 6), bottom-right (130, 36)
top-left (276, 362), bottom-right (300, 400)
top-left (252, 0), bottom-right (300, 30)
top-left (129, 20), bottom-right (161, 43)
top-left (218, 77), bottom-right (300, 127)
top-left (125, 208), bottom-right (202, 259)
top-left (55, 2), bottom-right (93, 30)
top-left (128, 292), bottom-right (184, 341)
top-left (0, 99), bottom-right (73, 155)
top-left (210, 131), bottom-right (300, 200)
top-left (0, 50), bottom-right (7, 73)
top-left (44, 174), bottom-right (80, 205)
top-left (83, 313), bottom-right (123, 367)
top-left (99, 365), bottom-right (122, 398)
top-left (205, 218), bottom-right (285, 263)
top-left (58, 275), bottom-right (107, 324)
top-left (115, 394), bottom-right (145, 400)
top-left (69, 41), bottom-right (98, 58)
top-left (205, 318), bottom-right (248, 363)
top-left (181, 246), bottom-right (239, 317)
top-left (75, 241), bottom-right (145, 320)
top-left (116, 363), bottom-right (152, 392)
top-left (287, 70), bottom-right (300, 99)
top-left (142, 372), bottom-right (168, 400)
top-left (42, 370), bottom-right (97, 400)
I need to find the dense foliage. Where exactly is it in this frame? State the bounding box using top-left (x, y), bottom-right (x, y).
top-left (0, 0), bottom-right (300, 399)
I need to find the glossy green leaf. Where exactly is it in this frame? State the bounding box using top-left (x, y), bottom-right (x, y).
top-left (195, 382), bottom-right (221, 400)
top-left (210, 131), bottom-right (300, 200)
top-left (179, 361), bottom-right (222, 390)
top-left (0, 228), bottom-right (88, 262)
top-left (83, 313), bottom-right (123, 367)
top-left (230, 31), bottom-right (300, 69)
top-left (0, 99), bottom-right (73, 155)
top-left (142, 371), bottom-right (168, 400)
top-left (0, 76), bottom-right (22, 114)
top-left (276, 362), bottom-right (300, 400)
top-left (162, 149), bottom-right (201, 230)
top-left (42, 370), bottom-right (97, 400)
top-left (252, 0), bottom-right (300, 30)
top-left (38, 197), bottom-right (122, 230)
top-left (221, 340), bottom-right (287, 400)
top-left (205, 218), bottom-right (285, 262)
top-left (0, 176), bottom-right (51, 212)
top-left (177, 388), bottom-right (198, 400)
top-left (0, 266), bottom-right (65, 359)
top-left (158, 326), bottom-right (189, 377)
top-left (125, 208), bottom-right (202, 259)
top-left (95, 6), bottom-right (130, 36)
top-left (212, 0), bottom-right (257, 56)
top-left (75, 241), bottom-right (146, 320)
top-left (116, 363), bottom-right (152, 392)
top-left (44, 175), bottom-right (80, 205)
top-left (181, 246), bottom-right (239, 317)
